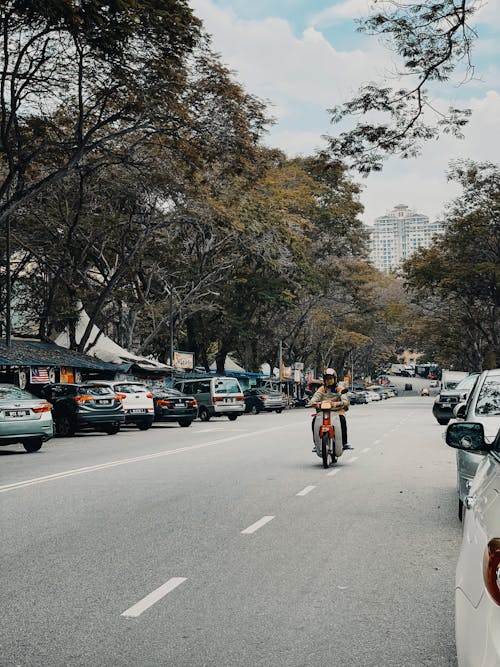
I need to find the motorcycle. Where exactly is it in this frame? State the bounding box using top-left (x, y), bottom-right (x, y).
top-left (311, 400), bottom-right (344, 468)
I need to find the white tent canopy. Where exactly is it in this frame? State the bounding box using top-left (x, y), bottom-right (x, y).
top-left (55, 307), bottom-right (170, 371)
top-left (209, 355), bottom-right (246, 372)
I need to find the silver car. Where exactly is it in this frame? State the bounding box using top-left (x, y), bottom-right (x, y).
top-left (449, 368), bottom-right (500, 520)
top-left (0, 383), bottom-right (54, 452)
top-left (445, 422), bottom-right (500, 666)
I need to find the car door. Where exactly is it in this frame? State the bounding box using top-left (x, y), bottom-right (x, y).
top-left (457, 452), bottom-right (500, 607)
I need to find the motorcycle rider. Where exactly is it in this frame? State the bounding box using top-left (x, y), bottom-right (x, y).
top-left (308, 368), bottom-right (353, 450)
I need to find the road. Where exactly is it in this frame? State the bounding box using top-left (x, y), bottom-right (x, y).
top-left (0, 394), bottom-right (460, 667)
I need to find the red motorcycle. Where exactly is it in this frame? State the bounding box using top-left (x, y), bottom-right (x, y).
top-left (312, 400), bottom-right (344, 468)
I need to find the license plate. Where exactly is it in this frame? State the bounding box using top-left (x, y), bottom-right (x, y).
top-left (129, 409), bottom-right (146, 414)
top-left (97, 399), bottom-right (111, 405)
top-left (225, 398), bottom-right (233, 403)
top-left (6, 410), bottom-right (29, 417)
top-left (175, 403), bottom-right (185, 408)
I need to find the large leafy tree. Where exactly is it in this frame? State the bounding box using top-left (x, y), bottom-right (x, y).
top-left (326, 0), bottom-right (478, 173)
top-left (403, 161), bottom-right (500, 370)
top-left (0, 0), bottom-right (202, 225)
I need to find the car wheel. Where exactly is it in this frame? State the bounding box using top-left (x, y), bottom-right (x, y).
top-left (103, 423), bottom-right (120, 435)
top-left (437, 418), bottom-right (450, 425)
top-left (138, 421), bottom-right (151, 431)
top-left (228, 414), bottom-right (238, 421)
top-left (199, 407), bottom-right (210, 422)
top-left (275, 408), bottom-right (283, 414)
top-left (23, 438), bottom-right (43, 453)
top-left (56, 415), bottom-right (76, 437)
top-left (178, 419), bottom-right (192, 427)
top-left (250, 405), bottom-right (259, 415)
top-left (458, 498), bottom-right (463, 522)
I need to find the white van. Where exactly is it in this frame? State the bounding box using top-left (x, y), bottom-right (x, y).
top-left (174, 376), bottom-right (245, 422)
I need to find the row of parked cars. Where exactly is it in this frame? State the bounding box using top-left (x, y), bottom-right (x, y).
top-left (347, 383), bottom-right (399, 404)
top-left (0, 375), bottom-right (290, 453)
top-left (442, 368), bottom-right (500, 667)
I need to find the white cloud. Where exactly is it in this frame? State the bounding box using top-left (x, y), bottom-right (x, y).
top-left (190, 1), bottom-right (499, 227)
top-left (309, 0), bottom-right (374, 25)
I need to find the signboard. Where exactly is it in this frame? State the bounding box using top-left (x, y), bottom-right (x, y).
top-left (173, 350), bottom-right (194, 370)
top-left (60, 367), bottom-right (75, 383)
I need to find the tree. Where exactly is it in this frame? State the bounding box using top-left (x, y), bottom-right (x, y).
top-left (326, 0), bottom-right (477, 173)
top-left (0, 0), bottom-right (202, 225)
top-left (403, 161), bottom-right (500, 369)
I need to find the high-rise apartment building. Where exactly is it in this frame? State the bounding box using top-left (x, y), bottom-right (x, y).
top-left (368, 204), bottom-right (445, 272)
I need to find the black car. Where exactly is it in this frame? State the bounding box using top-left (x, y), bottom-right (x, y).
top-left (152, 388), bottom-right (198, 427)
top-left (243, 388), bottom-right (287, 414)
top-left (41, 383), bottom-right (125, 436)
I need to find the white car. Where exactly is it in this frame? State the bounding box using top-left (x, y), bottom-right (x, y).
top-left (452, 369), bottom-right (500, 520)
top-left (429, 379), bottom-right (439, 388)
top-left (365, 390), bottom-right (381, 402)
top-left (87, 380), bottom-right (154, 430)
top-left (446, 422), bottom-right (500, 667)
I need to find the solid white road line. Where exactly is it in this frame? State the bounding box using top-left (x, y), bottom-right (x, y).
top-left (0, 424), bottom-right (296, 495)
top-left (296, 485), bottom-right (316, 497)
top-left (121, 578), bottom-right (187, 618)
top-left (360, 447), bottom-right (371, 454)
top-left (348, 456), bottom-right (359, 463)
top-left (241, 516), bottom-right (275, 534)
top-left (326, 469), bottom-right (340, 477)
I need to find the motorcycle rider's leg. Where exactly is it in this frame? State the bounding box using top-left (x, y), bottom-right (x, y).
top-left (339, 414), bottom-right (353, 450)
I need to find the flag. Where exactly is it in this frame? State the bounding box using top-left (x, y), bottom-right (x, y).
top-left (30, 367), bottom-right (50, 384)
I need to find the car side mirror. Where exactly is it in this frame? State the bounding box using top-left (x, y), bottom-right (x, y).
top-left (453, 403), bottom-right (467, 419)
top-left (445, 422), bottom-right (490, 452)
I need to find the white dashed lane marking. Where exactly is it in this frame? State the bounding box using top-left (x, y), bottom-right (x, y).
top-left (121, 578), bottom-right (187, 618)
top-left (241, 516), bottom-right (275, 534)
top-left (296, 485), bottom-right (316, 497)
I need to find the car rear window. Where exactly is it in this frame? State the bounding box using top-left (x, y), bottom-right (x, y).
top-left (78, 385), bottom-right (114, 397)
top-left (0, 385), bottom-right (35, 401)
top-left (475, 378), bottom-right (500, 416)
top-left (214, 379), bottom-right (241, 394)
top-left (114, 383), bottom-right (148, 393)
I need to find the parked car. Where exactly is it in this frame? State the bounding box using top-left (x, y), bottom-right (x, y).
top-left (387, 383), bottom-right (399, 396)
top-left (0, 383), bottom-right (53, 452)
top-left (152, 387), bottom-right (197, 427)
top-left (450, 368), bottom-right (500, 520)
top-left (173, 376), bottom-right (245, 422)
top-left (429, 379), bottom-right (439, 388)
top-left (41, 383), bottom-right (125, 436)
top-left (87, 380), bottom-right (154, 430)
top-left (347, 390), bottom-right (368, 405)
top-left (433, 372), bottom-right (480, 425)
top-left (365, 390), bottom-right (381, 402)
top-left (445, 421), bottom-right (500, 667)
top-left (243, 388), bottom-right (287, 414)
top-left (370, 386), bottom-right (390, 399)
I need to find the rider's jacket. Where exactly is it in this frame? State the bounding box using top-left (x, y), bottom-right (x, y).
top-left (308, 384), bottom-right (349, 413)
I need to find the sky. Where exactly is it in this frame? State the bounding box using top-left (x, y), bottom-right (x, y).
top-left (189, 0), bottom-right (500, 226)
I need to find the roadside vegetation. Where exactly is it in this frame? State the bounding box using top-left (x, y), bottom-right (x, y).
top-left (0, 1), bottom-right (497, 375)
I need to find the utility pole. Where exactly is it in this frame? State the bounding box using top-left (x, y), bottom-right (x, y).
top-left (170, 286), bottom-right (174, 386)
top-left (5, 216), bottom-right (11, 346)
top-left (278, 339), bottom-right (282, 392)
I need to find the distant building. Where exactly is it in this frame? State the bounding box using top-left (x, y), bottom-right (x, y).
top-left (368, 204), bottom-right (445, 272)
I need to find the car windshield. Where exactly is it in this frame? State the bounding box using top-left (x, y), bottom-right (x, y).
top-left (455, 374), bottom-right (478, 391)
top-left (78, 386), bottom-right (114, 396)
top-left (0, 385), bottom-right (35, 401)
top-left (475, 377), bottom-right (500, 416)
top-left (214, 379), bottom-right (241, 394)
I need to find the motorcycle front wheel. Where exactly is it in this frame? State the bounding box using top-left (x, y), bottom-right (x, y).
top-left (321, 433), bottom-right (330, 469)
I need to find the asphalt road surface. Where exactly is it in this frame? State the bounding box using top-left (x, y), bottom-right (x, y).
top-left (0, 394), bottom-right (460, 667)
